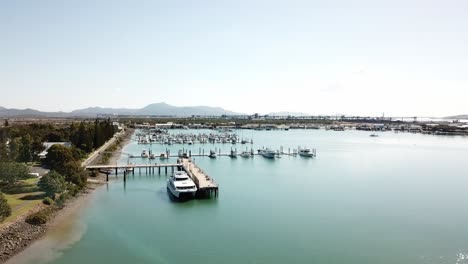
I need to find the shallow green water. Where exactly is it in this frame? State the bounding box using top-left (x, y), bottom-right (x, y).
top-left (8, 130), bottom-right (468, 264)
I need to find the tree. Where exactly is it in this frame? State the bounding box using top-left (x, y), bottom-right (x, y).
top-left (44, 144), bottom-right (74, 171)
top-left (0, 142), bottom-right (8, 162)
top-left (0, 162), bottom-right (30, 186)
top-left (61, 161), bottom-right (88, 187)
top-left (38, 171), bottom-right (66, 198)
top-left (0, 192), bottom-right (11, 222)
top-left (3, 120), bottom-right (8, 127)
top-left (8, 138), bottom-right (21, 161)
top-left (18, 135), bottom-right (33, 163)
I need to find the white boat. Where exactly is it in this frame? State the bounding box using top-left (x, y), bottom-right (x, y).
top-left (159, 153), bottom-right (168, 160)
top-left (208, 150), bottom-right (217, 158)
top-left (240, 151), bottom-right (252, 158)
top-left (167, 171), bottom-right (197, 198)
top-left (188, 140), bottom-right (193, 145)
top-left (141, 149), bottom-right (149, 158)
top-left (299, 148), bottom-right (315, 157)
top-left (370, 133), bottom-right (379, 137)
top-left (259, 148), bottom-right (276, 158)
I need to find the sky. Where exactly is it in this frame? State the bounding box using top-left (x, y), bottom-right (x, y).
top-left (0, 0), bottom-right (467, 117)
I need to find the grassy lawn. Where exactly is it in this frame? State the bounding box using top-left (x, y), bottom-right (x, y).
top-left (1, 178), bottom-right (46, 225)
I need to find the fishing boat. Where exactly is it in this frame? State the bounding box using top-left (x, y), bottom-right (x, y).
top-left (159, 153), bottom-right (168, 160)
top-left (141, 149), bottom-right (149, 158)
top-left (167, 171), bottom-right (197, 198)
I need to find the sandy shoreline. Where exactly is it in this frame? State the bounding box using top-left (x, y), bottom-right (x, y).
top-left (0, 128), bottom-right (134, 263)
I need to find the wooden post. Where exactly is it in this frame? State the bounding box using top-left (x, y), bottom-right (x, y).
top-left (106, 173), bottom-right (109, 182)
top-left (124, 171), bottom-right (126, 182)
top-left (165, 166), bottom-right (168, 174)
top-left (158, 167), bottom-right (161, 174)
top-left (139, 167), bottom-right (141, 175)
top-left (115, 168), bottom-right (118, 175)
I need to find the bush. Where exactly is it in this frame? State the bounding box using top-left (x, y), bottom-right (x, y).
top-left (42, 197), bottom-right (54, 205)
top-left (56, 193), bottom-right (71, 207)
top-left (0, 192), bottom-right (11, 222)
top-left (67, 184), bottom-right (80, 197)
top-left (25, 208), bottom-right (52, 225)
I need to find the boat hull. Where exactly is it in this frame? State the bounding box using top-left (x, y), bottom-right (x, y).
top-left (167, 183), bottom-right (196, 198)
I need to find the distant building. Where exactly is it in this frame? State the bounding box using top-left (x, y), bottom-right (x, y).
top-left (155, 122), bottom-right (174, 129)
top-left (38, 142), bottom-right (72, 159)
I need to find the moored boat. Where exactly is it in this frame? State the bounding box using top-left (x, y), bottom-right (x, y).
top-left (229, 149), bottom-right (237, 158)
top-left (208, 150), bottom-right (217, 158)
top-left (240, 151), bottom-right (252, 158)
top-left (167, 171), bottom-right (197, 198)
top-left (299, 148), bottom-right (315, 157)
top-left (258, 148), bottom-right (276, 158)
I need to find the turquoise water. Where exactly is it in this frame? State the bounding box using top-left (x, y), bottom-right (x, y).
top-left (9, 130), bottom-right (468, 264)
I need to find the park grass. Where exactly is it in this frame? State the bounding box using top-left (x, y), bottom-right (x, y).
top-left (1, 178), bottom-right (46, 226)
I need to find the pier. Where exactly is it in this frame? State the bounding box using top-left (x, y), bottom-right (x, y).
top-left (85, 159), bottom-right (219, 198)
top-left (180, 158), bottom-right (219, 198)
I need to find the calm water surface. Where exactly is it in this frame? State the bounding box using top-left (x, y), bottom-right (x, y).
top-left (8, 130), bottom-right (468, 264)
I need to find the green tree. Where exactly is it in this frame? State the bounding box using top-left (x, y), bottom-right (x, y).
top-left (31, 140), bottom-right (45, 161)
top-left (44, 144), bottom-right (74, 171)
top-left (62, 161), bottom-right (88, 187)
top-left (3, 120), bottom-right (8, 127)
top-left (0, 162), bottom-right (30, 186)
top-left (0, 192), bottom-right (11, 222)
top-left (0, 142), bottom-right (8, 162)
top-left (38, 171), bottom-right (66, 198)
top-left (8, 138), bottom-right (21, 161)
top-left (18, 135), bottom-right (33, 163)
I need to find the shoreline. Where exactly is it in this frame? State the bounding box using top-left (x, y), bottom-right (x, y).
top-left (0, 128), bottom-right (134, 263)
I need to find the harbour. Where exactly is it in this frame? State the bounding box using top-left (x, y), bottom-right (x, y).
top-left (6, 129), bottom-right (468, 264)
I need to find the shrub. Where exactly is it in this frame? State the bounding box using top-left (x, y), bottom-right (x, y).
top-left (0, 192), bottom-right (11, 222)
top-left (67, 184), bottom-right (80, 197)
top-left (25, 208), bottom-right (52, 225)
top-left (56, 193), bottom-right (71, 207)
top-left (42, 197), bottom-right (54, 205)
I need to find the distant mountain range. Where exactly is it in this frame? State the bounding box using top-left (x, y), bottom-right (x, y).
top-left (0, 103), bottom-right (242, 118)
top-left (445, 115), bottom-right (468, 120)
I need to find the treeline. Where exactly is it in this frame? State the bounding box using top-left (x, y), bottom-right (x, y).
top-left (69, 119), bottom-right (116, 153)
top-left (0, 119), bottom-right (118, 163)
top-left (0, 118), bottom-right (118, 223)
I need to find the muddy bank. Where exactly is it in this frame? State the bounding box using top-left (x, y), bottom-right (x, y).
top-left (0, 185), bottom-right (96, 263)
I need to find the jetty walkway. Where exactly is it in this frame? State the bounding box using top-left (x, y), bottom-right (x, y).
top-left (85, 158), bottom-right (219, 198)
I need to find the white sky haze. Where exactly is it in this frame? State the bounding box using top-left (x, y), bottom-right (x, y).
top-left (0, 0), bottom-right (467, 116)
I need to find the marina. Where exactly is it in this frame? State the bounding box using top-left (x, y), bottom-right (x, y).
top-left (8, 129), bottom-right (468, 264)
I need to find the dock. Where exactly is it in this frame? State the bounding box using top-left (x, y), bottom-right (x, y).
top-left (180, 158), bottom-right (219, 197)
top-left (85, 159), bottom-right (219, 198)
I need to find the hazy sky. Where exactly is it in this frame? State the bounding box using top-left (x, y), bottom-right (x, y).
top-left (1, 0), bottom-right (467, 116)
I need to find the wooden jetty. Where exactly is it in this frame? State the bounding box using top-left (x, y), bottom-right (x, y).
top-left (180, 158), bottom-right (219, 198)
top-left (85, 159), bottom-right (219, 198)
